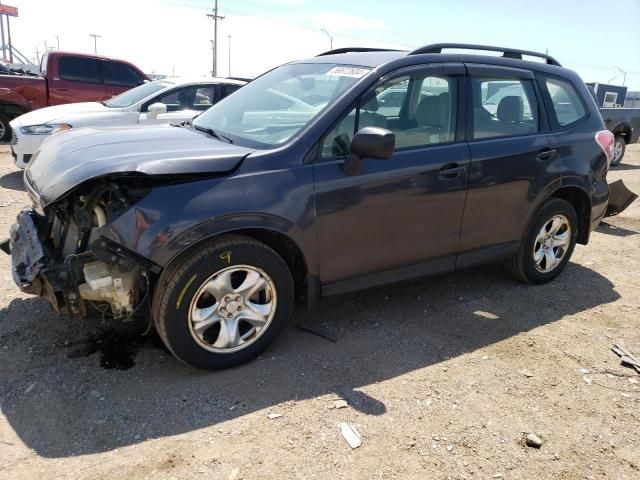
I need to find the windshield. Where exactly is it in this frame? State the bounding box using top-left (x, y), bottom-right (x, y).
top-left (104, 80), bottom-right (173, 108)
top-left (193, 63), bottom-right (371, 148)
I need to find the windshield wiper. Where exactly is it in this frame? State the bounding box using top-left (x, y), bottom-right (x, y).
top-left (193, 125), bottom-right (233, 143)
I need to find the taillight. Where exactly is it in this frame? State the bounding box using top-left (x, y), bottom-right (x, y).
top-left (595, 130), bottom-right (615, 166)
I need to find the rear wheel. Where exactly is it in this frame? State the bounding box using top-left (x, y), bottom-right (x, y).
top-left (505, 198), bottom-right (578, 284)
top-left (153, 235), bottom-right (294, 370)
top-left (610, 135), bottom-right (626, 166)
top-left (0, 113), bottom-right (11, 142)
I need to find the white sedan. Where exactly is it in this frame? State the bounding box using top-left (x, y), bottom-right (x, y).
top-left (9, 77), bottom-right (246, 168)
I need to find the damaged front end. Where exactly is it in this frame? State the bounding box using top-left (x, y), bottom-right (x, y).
top-left (1, 179), bottom-right (156, 320)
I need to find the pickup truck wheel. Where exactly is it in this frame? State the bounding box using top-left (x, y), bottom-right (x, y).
top-left (0, 113), bottom-right (11, 142)
top-left (610, 135), bottom-right (625, 166)
top-left (504, 198), bottom-right (578, 284)
top-left (153, 235), bottom-right (294, 370)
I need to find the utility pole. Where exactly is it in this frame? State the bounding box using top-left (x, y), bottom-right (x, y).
top-left (228, 34), bottom-right (231, 77)
top-left (34, 45), bottom-right (40, 64)
top-left (206, 0), bottom-right (224, 77)
top-left (89, 33), bottom-right (101, 54)
top-left (6, 13), bottom-right (12, 62)
top-left (54, 35), bottom-right (60, 50)
top-left (321, 29), bottom-right (333, 50)
top-left (0, 15), bottom-right (5, 62)
top-left (210, 39), bottom-right (214, 76)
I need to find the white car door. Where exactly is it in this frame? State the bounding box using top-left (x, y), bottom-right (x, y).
top-left (138, 109), bottom-right (199, 125)
top-left (138, 85), bottom-right (215, 126)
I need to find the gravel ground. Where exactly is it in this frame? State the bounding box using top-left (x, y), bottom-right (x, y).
top-left (1, 144), bottom-right (639, 480)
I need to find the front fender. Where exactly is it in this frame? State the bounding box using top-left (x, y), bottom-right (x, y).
top-left (156, 212), bottom-right (311, 268)
top-left (100, 166), bottom-right (318, 275)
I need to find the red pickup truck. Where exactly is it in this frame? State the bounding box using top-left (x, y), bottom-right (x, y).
top-left (0, 51), bottom-right (148, 140)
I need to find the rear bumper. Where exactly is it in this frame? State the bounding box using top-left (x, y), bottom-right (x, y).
top-left (588, 180), bottom-right (637, 235)
top-left (606, 179), bottom-right (638, 217)
top-left (588, 179), bottom-right (610, 234)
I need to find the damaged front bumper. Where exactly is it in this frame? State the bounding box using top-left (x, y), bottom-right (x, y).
top-left (2, 209), bottom-right (86, 316)
top-left (1, 209), bottom-right (149, 320)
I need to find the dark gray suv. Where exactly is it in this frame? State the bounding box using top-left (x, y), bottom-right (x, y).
top-left (3, 44), bottom-right (630, 369)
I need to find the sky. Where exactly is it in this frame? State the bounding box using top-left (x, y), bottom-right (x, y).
top-left (5, 0), bottom-right (640, 89)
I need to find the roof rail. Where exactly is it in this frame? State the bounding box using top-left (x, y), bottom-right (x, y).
top-left (408, 43), bottom-right (562, 66)
top-left (317, 47), bottom-right (402, 57)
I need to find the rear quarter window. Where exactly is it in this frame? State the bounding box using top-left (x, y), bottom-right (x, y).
top-left (544, 77), bottom-right (587, 127)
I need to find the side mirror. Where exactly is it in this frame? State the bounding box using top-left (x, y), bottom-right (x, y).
top-left (147, 102), bottom-right (168, 118)
top-left (343, 126), bottom-right (395, 176)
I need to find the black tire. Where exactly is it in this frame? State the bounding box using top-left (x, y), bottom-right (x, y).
top-left (0, 113), bottom-right (12, 142)
top-left (153, 235), bottom-right (294, 370)
top-left (610, 135), bottom-right (626, 166)
top-left (504, 198), bottom-right (578, 284)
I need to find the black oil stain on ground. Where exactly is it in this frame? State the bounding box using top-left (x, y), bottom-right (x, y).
top-left (67, 330), bottom-right (164, 370)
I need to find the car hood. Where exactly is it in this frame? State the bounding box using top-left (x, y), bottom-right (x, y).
top-left (11, 102), bottom-right (109, 127)
top-left (25, 125), bottom-right (254, 207)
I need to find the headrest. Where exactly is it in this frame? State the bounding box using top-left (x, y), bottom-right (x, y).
top-left (497, 95), bottom-right (523, 122)
top-left (416, 95), bottom-right (442, 127)
top-left (361, 95), bottom-right (379, 112)
top-left (178, 90), bottom-right (192, 105)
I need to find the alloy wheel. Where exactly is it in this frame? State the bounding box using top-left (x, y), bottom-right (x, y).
top-left (612, 139), bottom-right (624, 164)
top-left (188, 265), bottom-right (277, 353)
top-left (532, 214), bottom-right (571, 273)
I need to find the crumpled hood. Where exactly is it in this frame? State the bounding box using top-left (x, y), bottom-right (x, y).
top-left (25, 125), bottom-right (254, 206)
top-left (10, 102), bottom-right (107, 127)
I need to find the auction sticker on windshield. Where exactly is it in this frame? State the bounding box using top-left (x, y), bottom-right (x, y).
top-left (326, 66), bottom-right (371, 78)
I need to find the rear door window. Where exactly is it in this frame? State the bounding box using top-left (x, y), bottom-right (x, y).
top-left (544, 77), bottom-right (587, 127)
top-left (472, 78), bottom-right (539, 139)
top-left (193, 86), bottom-right (216, 111)
top-left (102, 61), bottom-right (143, 87)
top-left (146, 86), bottom-right (214, 112)
top-left (58, 56), bottom-right (101, 83)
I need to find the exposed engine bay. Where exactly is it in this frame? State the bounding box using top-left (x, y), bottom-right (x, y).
top-left (6, 179), bottom-right (154, 320)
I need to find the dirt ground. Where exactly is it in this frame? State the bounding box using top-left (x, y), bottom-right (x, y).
top-left (0, 144), bottom-right (639, 480)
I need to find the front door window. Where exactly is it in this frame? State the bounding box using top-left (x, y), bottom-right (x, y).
top-left (322, 74), bottom-right (457, 159)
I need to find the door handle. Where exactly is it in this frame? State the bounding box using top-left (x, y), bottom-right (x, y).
top-left (536, 148), bottom-right (558, 160)
top-left (53, 88), bottom-right (69, 91)
top-left (438, 163), bottom-right (466, 178)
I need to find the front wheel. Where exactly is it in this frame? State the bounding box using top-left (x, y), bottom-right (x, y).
top-left (610, 135), bottom-right (626, 166)
top-left (505, 198), bottom-right (578, 284)
top-left (153, 235), bottom-right (294, 370)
